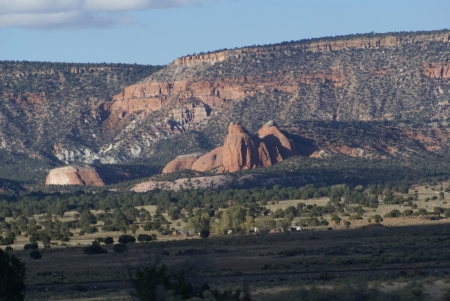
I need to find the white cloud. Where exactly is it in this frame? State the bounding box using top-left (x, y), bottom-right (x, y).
top-left (0, 0), bottom-right (207, 29)
top-left (0, 0), bottom-right (79, 14)
top-left (0, 11), bottom-right (81, 28)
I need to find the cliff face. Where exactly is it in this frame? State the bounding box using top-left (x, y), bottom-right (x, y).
top-left (219, 122), bottom-right (272, 172)
top-left (422, 63), bottom-right (450, 79)
top-left (5, 30), bottom-right (450, 186)
top-left (99, 30), bottom-right (450, 143)
top-left (171, 51), bottom-right (229, 67)
top-left (0, 61), bottom-right (162, 171)
top-left (171, 31), bottom-right (450, 67)
top-left (45, 166), bottom-right (105, 186)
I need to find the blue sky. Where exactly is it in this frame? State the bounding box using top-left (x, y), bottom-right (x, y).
top-left (1, 0), bottom-right (449, 66)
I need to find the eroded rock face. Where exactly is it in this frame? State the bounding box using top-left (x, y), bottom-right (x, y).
top-left (162, 153), bottom-right (204, 174)
top-left (422, 63), bottom-right (450, 79)
top-left (45, 166), bottom-right (105, 186)
top-left (162, 121), bottom-right (299, 174)
top-left (171, 31), bottom-right (450, 67)
top-left (218, 122), bottom-right (272, 173)
top-left (192, 147), bottom-right (223, 172)
top-left (258, 120), bottom-right (297, 163)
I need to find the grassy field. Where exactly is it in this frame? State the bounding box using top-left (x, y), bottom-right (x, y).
top-left (15, 220), bottom-right (450, 300)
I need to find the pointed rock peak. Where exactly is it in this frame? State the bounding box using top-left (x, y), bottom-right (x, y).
top-left (258, 121), bottom-right (283, 138)
top-left (263, 120), bottom-right (278, 128)
top-left (228, 122), bottom-right (249, 135)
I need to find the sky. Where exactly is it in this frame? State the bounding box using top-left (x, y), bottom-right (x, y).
top-left (1, 0), bottom-right (450, 66)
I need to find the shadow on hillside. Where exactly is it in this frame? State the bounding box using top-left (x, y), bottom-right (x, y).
top-left (95, 164), bottom-right (163, 185)
top-left (287, 134), bottom-right (318, 156)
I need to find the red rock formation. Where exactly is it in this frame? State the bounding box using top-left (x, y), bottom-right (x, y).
top-left (192, 147), bottom-right (223, 172)
top-left (162, 122), bottom-right (300, 174)
top-left (172, 31), bottom-right (450, 66)
top-left (218, 122), bottom-right (272, 173)
top-left (172, 104), bottom-right (210, 124)
top-left (45, 166), bottom-right (105, 186)
top-left (258, 120), bottom-right (297, 163)
top-left (110, 80), bottom-right (247, 111)
top-left (172, 51), bottom-right (229, 67)
top-left (422, 63), bottom-right (450, 79)
top-left (98, 31), bottom-right (450, 132)
top-left (162, 153), bottom-right (204, 174)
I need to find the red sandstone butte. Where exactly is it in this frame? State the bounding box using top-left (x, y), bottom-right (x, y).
top-left (45, 166), bottom-right (105, 186)
top-left (162, 153), bottom-right (204, 174)
top-left (258, 120), bottom-right (297, 163)
top-left (218, 122), bottom-right (272, 173)
top-left (191, 146), bottom-right (224, 172)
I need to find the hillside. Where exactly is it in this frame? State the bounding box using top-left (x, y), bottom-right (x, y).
top-left (2, 30), bottom-right (450, 186)
top-left (0, 61), bottom-right (163, 185)
top-left (97, 30), bottom-right (450, 162)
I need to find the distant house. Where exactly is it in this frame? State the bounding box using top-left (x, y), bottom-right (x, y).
top-left (173, 229), bottom-right (188, 237)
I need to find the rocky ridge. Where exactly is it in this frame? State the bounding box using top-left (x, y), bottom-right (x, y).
top-left (172, 30), bottom-right (450, 67)
top-left (162, 121), bottom-right (297, 173)
top-left (5, 30), bottom-right (450, 186)
top-left (96, 30), bottom-right (450, 159)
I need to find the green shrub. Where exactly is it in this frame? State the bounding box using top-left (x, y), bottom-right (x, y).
top-left (0, 249), bottom-right (25, 300)
top-left (104, 237), bottom-right (114, 245)
top-left (30, 250), bottom-right (42, 260)
top-left (83, 241), bottom-right (107, 255)
top-left (137, 234), bottom-right (152, 243)
top-left (200, 230), bottom-right (210, 238)
top-left (24, 243), bottom-right (38, 250)
top-left (384, 209), bottom-right (401, 218)
top-left (118, 235), bottom-right (136, 244)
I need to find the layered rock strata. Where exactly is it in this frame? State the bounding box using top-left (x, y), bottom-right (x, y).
top-left (45, 166), bottom-right (105, 186)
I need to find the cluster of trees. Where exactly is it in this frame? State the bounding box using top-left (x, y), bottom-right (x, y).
top-left (83, 234), bottom-right (157, 255)
top-left (0, 248), bottom-right (25, 300)
top-left (132, 263), bottom-right (242, 301)
top-left (0, 61), bottom-right (163, 99)
top-left (0, 179), bottom-right (448, 245)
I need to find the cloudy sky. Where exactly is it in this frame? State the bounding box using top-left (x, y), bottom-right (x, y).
top-left (1, 0), bottom-right (449, 65)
